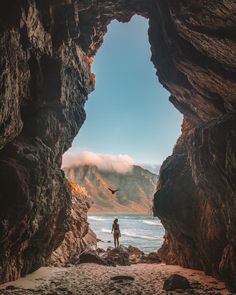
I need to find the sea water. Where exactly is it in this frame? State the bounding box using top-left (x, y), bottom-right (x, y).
top-left (88, 214), bottom-right (165, 253)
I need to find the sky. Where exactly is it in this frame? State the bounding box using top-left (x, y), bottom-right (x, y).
top-left (64, 16), bottom-right (182, 171)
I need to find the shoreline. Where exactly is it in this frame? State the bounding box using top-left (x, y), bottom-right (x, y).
top-left (88, 214), bottom-right (164, 254)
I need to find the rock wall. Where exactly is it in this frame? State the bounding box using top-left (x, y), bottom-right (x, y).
top-left (151, 0), bottom-right (236, 290)
top-left (47, 182), bottom-right (97, 266)
top-left (0, 0), bottom-right (93, 282)
top-left (0, 0), bottom-right (236, 290)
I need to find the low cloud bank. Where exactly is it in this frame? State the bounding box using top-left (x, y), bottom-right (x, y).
top-left (62, 151), bottom-right (135, 173)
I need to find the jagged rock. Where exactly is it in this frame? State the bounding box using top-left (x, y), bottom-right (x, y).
top-left (97, 248), bottom-right (106, 254)
top-left (126, 245), bottom-right (161, 264)
top-left (102, 246), bottom-right (130, 266)
top-left (163, 274), bottom-right (190, 291)
top-left (47, 182), bottom-right (97, 266)
top-left (127, 245), bottom-right (144, 264)
top-left (142, 252), bottom-right (161, 264)
top-left (79, 250), bottom-right (108, 265)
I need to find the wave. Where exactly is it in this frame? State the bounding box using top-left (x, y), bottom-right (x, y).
top-left (101, 228), bottom-right (162, 240)
top-left (122, 230), bottom-right (162, 241)
top-left (142, 220), bottom-right (162, 226)
top-left (101, 228), bottom-right (111, 233)
top-left (88, 216), bottom-right (107, 221)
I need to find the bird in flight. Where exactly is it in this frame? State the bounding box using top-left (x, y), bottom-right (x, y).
top-left (107, 187), bottom-right (120, 194)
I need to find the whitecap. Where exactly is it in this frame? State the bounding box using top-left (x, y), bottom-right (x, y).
top-left (122, 230), bottom-right (162, 241)
top-left (101, 228), bottom-right (111, 233)
top-left (142, 220), bottom-right (162, 226)
top-left (88, 216), bottom-right (107, 221)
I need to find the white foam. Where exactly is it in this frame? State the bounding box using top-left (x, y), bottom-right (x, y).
top-left (101, 228), bottom-right (111, 233)
top-left (122, 230), bottom-right (162, 241)
top-left (101, 228), bottom-right (162, 240)
top-left (88, 216), bottom-right (107, 221)
top-left (142, 220), bottom-right (162, 226)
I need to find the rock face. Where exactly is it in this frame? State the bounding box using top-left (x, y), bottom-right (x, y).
top-left (0, 0), bottom-right (94, 282)
top-left (47, 182), bottom-right (97, 266)
top-left (0, 0), bottom-right (236, 290)
top-left (151, 1), bottom-right (236, 290)
top-left (64, 165), bottom-right (158, 214)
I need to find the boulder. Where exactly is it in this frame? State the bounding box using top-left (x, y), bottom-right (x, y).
top-left (163, 274), bottom-right (190, 291)
top-left (102, 246), bottom-right (130, 266)
top-left (98, 245), bottom-right (161, 265)
top-left (79, 250), bottom-right (108, 265)
top-left (142, 252), bottom-right (161, 264)
top-left (127, 245), bottom-right (144, 264)
top-left (97, 248), bottom-right (106, 254)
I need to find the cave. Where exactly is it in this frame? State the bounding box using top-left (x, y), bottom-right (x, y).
top-left (0, 0), bottom-right (236, 291)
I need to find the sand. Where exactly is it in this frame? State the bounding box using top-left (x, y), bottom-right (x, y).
top-left (0, 263), bottom-right (233, 295)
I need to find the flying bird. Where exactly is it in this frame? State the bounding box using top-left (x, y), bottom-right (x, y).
top-left (107, 187), bottom-right (120, 194)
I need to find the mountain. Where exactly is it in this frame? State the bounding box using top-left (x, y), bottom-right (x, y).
top-left (64, 165), bottom-right (158, 214)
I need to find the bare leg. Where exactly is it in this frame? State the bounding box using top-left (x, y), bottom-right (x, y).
top-left (117, 237), bottom-right (119, 247)
top-left (114, 236), bottom-right (117, 248)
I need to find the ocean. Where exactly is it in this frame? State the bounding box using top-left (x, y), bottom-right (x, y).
top-left (88, 214), bottom-right (165, 253)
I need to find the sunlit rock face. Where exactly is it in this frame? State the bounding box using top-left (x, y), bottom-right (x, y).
top-left (0, 0), bottom-right (236, 289)
top-left (47, 182), bottom-right (97, 266)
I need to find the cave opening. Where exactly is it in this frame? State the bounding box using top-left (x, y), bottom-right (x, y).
top-left (1, 0), bottom-right (236, 290)
top-left (62, 16), bottom-right (182, 252)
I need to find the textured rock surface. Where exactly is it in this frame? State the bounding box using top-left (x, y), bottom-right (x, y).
top-left (0, 0), bottom-right (94, 282)
top-left (102, 246), bottom-right (130, 266)
top-left (0, 0), bottom-right (236, 290)
top-left (163, 274), bottom-right (190, 291)
top-left (151, 1), bottom-right (236, 290)
top-left (47, 182), bottom-right (97, 266)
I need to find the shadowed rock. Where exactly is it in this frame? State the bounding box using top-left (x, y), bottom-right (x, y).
top-left (111, 275), bottom-right (135, 282)
top-left (163, 274), bottom-right (190, 291)
top-left (79, 250), bottom-right (108, 266)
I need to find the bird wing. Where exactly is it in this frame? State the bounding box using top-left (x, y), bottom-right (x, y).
top-left (107, 187), bottom-right (120, 194)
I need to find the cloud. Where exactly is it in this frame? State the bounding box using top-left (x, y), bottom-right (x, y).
top-left (62, 151), bottom-right (135, 173)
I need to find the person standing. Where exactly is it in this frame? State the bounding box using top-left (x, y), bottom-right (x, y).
top-left (111, 218), bottom-right (121, 248)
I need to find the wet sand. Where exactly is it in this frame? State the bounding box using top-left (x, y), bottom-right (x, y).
top-left (0, 263), bottom-right (232, 295)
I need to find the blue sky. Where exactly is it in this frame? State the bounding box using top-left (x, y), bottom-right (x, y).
top-left (65, 16), bottom-right (182, 167)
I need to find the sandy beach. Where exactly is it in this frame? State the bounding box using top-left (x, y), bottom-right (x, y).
top-left (0, 263), bottom-right (232, 295)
